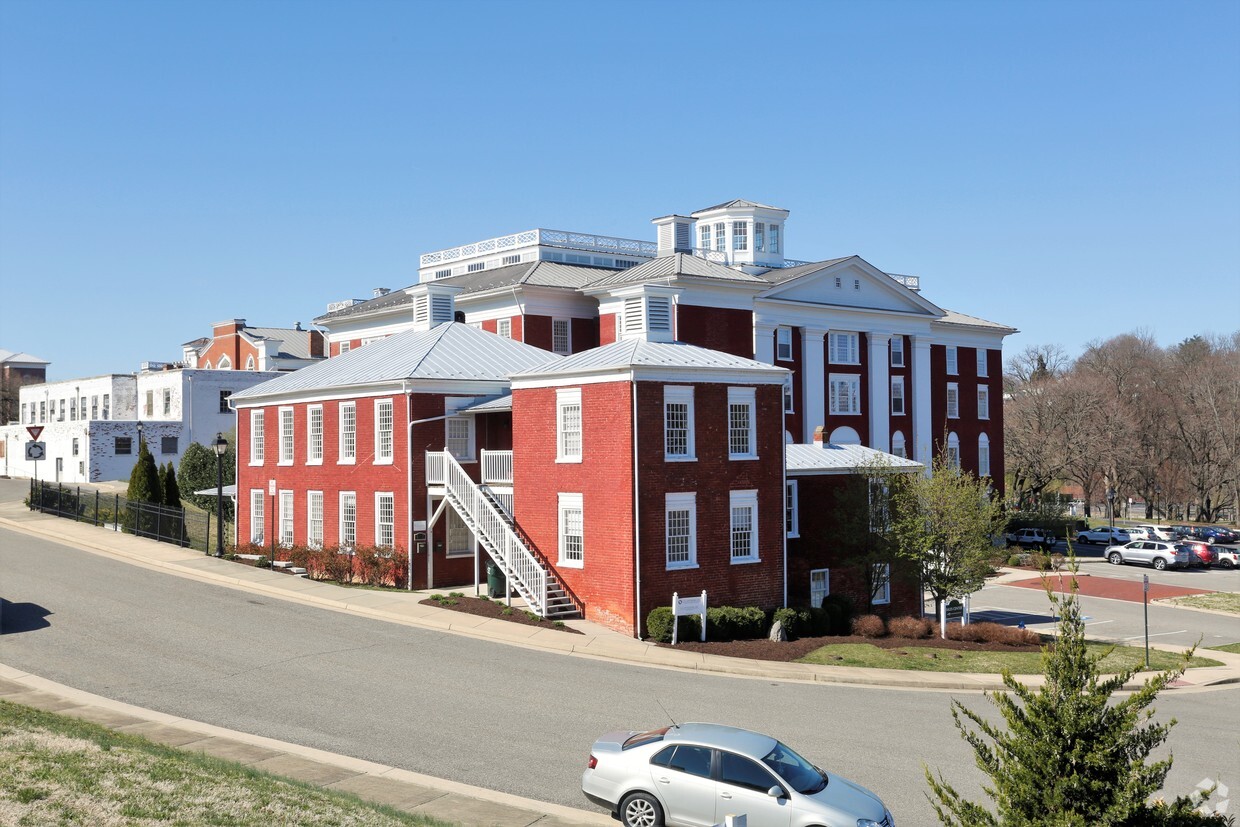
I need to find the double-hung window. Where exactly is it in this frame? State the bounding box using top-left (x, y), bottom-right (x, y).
top-left (102, 394), bottom-right (110, 419)
top-left (278, 407), bottom-right (294, 465)
top-left (976, 348), bottom-right (988, 377)
top-left (978, 386), bottom-right (990, 420)
top-left (979, 434), bottom-right (991, 477)
top-left (891, 337), bottom-right (905, 367)
top-left (162, 389), bottom-right (171, 416)
top-left (714, 222), bottom-right (726, 252)
top-left (871, 563), bottom-right (891, 605)
top-left (946, 346), bottom-right (958, 375)
top-left (250, 410), bottom-right (265, 464)
top-left (219, 390), bottom-right (232, 413)
top-left (776, 326), bottom-right (793, 361)
top-left (810, 569), bottom-right (830, 609)
top-left (496, 318), bottom-right (512, 339)
top-left (91, 396), bottom-right (99, 419)
top-left (556, 388), bottom-right (582, 462)
top-left (699, 224), bottom-right (711, 251)
top-left (947, 383), bottom-right (960, 419)
top-left (786, 481), bottom-right (799, 538)
top-left (829, 374), bottom-right (861, 415)
top-left (946, 432), bottom-right (961, 468)
top-left (732, 221), bottom-right (747, 251)
top-left (307, 406), bottom-right (323, 464)
top-left (769, 225), bottom-right (780, 253)
top-left (307, 491), bottom-right (324, 549)
top-left (552, 318), bottom-right (571, 355)
top-left (339, 402), bottom-right (356, 463)
top-left (828, 332), bottom-right (859, 364)
top-left (250, 490), bottom-right (265, 545)
top-left (446, 509), bottom-right (471, 556)
top-left (375, 492), bottom-right (395, 548)
top-left (375, 398), bottom-right (394, 464)
top-left (729, 490), bottom-right (759, 563)
top-left (144, 390), bottom-right (154, 417)
top-left (891, 376), bottom-right (906, 416)
top-left (665, 493), bottom-right (697, 570)
top-left (339, 492), bottom-right (357, 549)
top-left (727, 387), bottom-right (756, 460)
top-left (278, 490), bottom-right (294, 547)
top-left (754, 222), bottom-right (765, 251)
top-left (664, 386), bottom-right (695, 461)
top-left (446, 417), bottom-right (472, 460)
top-left (558, 493), bottom-right (584, 568)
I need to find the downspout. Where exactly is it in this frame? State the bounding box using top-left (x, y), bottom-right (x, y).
top-left (406, 411), bottom-right (452, 590)
top-left (781, 382), bottom-right (788, 608)
top-left (404, 381), bottom-right (414, 591)
top-left (511, 287), bottom-right (525, 342)
top-left (632, 380), bottom-right (642, 639)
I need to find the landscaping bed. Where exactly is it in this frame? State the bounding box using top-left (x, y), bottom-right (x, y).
top-left (417, 593), bottom-right (584, 634)
top-left (661, 630), bottom-right (1042, 662)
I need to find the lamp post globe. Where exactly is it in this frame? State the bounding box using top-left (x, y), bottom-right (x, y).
top-left (213, 433), bottom-right (228, 557)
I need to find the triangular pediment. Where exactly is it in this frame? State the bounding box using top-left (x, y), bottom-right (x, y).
top-left (758, 256), bottom-right (944, 317)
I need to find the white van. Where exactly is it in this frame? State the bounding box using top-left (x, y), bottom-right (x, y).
top-left (1136, 525), bottom-right (1175, 541)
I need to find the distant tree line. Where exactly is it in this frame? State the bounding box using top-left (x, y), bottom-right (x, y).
top-left (1004, 331), bottom-right (1239, 522)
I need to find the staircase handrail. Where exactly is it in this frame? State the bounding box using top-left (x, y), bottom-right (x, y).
top-left (441, 449), bottom-right (547, 614)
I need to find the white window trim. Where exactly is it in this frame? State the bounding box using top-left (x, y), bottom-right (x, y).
top-left (556, 388), bottom-right (582, 463)
top-left (278, 490), bottom-right (294, 548)
top-left (496, 318), bottom-right (512, 339)
top-left (445, 507), bottom-right (473, 557)
top-left (558, 492), bottom-right (584, 569)
top-left (829, 332), bottom-right (860, 365)
top-left (307, 405), bottom-right (323, 465)
top-left (374, 398), bottom-right (394, 465)
top-left (946, 432), bottom-right (961, 469)
top-left (891, 337), bottom-right (905, 368)
top-left (978, 385), bottom-right (990, 420)
top-left (872, 563), bottom-right (892, 605)
top-left (891, 430), bottom-right (907, 458)
top-left (338, 402), bottom-right (356, 465)
top-left (551, 317), bottom-right (572, 355)
top-left (946, 345), bottom-right (959, 375)
top-left (727, 386), bottom-right (757, 460)
top-left (810, 568), bottom-right (830, 609)
top-left (307, 490), bottom-right (324, 549)
top-left (976, 348), bottom-right (988, 377)
top-left (249, 409), bottom-right (265, 465)
top-left (729, 489), bottom-right (760, 564)
top-left (339, 491), bottom-right (357, 550)
top-left (786, 480), bottom-right (799, 538)
top-left (664, 492), bottom-right (698, 570)
top-left (979, 433), bottom-right (992, 478)
top-left (776, 326), bottom-right (793, 361)
top-left (947, 382), bottom-right (960, 419)
top-left (829, 373), bottom-right (861, 416)
top-left (249, 489), bottom-right (265, 545)
top-left (891, 376), bottom-right (906, 416)
top-left (664, 385), bottom-right (696, 462)
top-left (278, 407), bottom-right (294, 466)
top-left (375, 492), bottom-right (395, 549)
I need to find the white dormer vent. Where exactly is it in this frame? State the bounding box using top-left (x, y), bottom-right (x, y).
top-left (651, 215), bottom-right (694, 257)
top-left (613, 285), bottom-right (679, 343)
top-left (647, 296), bottom-right (672, 332)
top-left (405, 282), bottom-right (463, 332)
top-left (431, 295), bottom-right (453, 325)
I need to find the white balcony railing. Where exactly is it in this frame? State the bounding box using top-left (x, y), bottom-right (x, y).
top-left (426, 451), bottom-right (446, 486)
top-left (420, 229), bottom-right (658, 268)
top-left (481, 450), bottom-right (513, 485)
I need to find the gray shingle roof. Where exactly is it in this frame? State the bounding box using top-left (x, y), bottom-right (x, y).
top-left (240, 327), bottom-right (319, 360)
top-left (584, 253), bottom-right (770, 290)
top-left (935, 309), bottom-right (1017, 333)
top-left (786, 442), bottom-right (923, 475)
top-left (230, 323), bottom-right (560, 402)
top-left (512, 339), bottom-right (787, 381)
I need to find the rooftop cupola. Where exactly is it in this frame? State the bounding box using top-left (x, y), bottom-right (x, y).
top-left (602, 284), bottom-right (680, 344)
top-left (689, 199), bottom-right (790, 270)
top-left (403, 282), bottom-right (463, 332)
top-left (651, 214), bottom-right (694, 257)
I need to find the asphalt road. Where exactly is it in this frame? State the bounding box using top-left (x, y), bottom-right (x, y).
top-left (2, 523), bottom-right (1238, 824)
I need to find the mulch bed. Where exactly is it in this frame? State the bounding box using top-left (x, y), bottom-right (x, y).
top-left (419, 595), bottom-right (584, 634)
top-left (657, 633), bottom-right (1043, 662)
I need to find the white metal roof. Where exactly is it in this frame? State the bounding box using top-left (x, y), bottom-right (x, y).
top-left (460, 394), bottom-right (513, 414)
top-left (0, 349), bottom-right (50, 365)
top-left (785, 442), bottom-right (923, 476)
top-left (511, 339), bottom-right (788, 382)
top-left (935, 309), bottom-right (1017, 333)
top-left (230, 323), bottom-right (560, 401)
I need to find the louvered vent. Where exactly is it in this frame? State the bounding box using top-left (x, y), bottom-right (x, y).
top-left (431, 295), bottom-right (453, 325)
top-left (413, 296), bottom-right (430, 326)
top-left (647, 297), bottom-right (672, 331)
top-left (623, 297), bottom-right (644, 334)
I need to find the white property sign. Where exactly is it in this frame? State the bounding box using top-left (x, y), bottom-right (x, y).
top-left (671, 590), bottom-right (707, 645)
top-left (939, 595), bottom-right (971, 639)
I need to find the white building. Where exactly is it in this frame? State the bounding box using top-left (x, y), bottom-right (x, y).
top-left (0, 368), bottom-right (279, 483)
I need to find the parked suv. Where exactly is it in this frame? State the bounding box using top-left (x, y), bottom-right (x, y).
top-left (1179, 540), bottom-right (1215, 567)
top-left (1214, 547), bottom-right (1240, 569)
top-left (1135, 525), bottom-right (1176, 541)
top-left (1106, 541), bottom-right (1191, 570)
top-left (1077, 526), bottom-right (1132, 545)
top-left (1005, 528), bottom-right (1058, 551)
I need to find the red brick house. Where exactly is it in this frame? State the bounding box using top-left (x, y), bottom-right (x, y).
top-left (183, 319), bottom-right (325, 372)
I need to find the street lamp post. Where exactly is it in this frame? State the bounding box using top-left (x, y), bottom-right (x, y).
top-left (136, 421), bottom-right (144, 452)
top-left (1106, 486), bottom-right (1116, 537)
top-left (213, 433), bottom-right (228, 557)
top-left (1154, 484), bottom-right (1162, 520)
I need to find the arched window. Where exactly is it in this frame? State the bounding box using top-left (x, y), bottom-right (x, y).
top-left (784, 430), bottom-right (795, 444)
top-left (891, 430), bottom-right (906, 458)
top-left (217, 355), bottom-right (232, 369)
top-left (946, 432), bottom-right (961, 469)
top-left (828, 426), bottom-right (861, 445)
top-left (245, 355), bottom-right (255, 370)
top-left (978, 433), bottom-right (991, 478)
top-left (202, 360), bottom-right (212, 369)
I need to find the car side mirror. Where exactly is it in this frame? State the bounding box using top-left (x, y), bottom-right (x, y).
top-left (767, 785), bottom-right (785, 799)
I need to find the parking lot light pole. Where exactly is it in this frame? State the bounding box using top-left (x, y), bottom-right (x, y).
top-left (1106, 487), bottom-right (1116, 536)
top-left (213, 433), bottom-right (228, 557)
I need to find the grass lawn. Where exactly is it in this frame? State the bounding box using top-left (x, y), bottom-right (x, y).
top-left (1210, 642), bottom-right (1240, 655)
top-left (796, 642), bottom-right (1222, 674)
top-left (0, 700), bottom-right (450, 827)
top-left (1163, 592), bottom-right (1240, 615)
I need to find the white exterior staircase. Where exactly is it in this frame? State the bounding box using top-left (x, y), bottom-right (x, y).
top-left (437, 451), bottom-right (579, 619)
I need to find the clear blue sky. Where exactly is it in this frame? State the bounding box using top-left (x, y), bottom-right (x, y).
top-left (3, 0), bottom-right (1237, 380)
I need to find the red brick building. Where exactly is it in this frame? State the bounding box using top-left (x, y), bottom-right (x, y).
top-left (182, 319), bottom-right (325, 372)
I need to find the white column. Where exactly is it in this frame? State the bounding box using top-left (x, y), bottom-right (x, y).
top-left (867, 333), bottom-right (890, 453)
top-left (911, 335), bottom-right (934, 474)
top-left (754, 322), bottom-right (775, 365)
top-left (802, 328), bottom-right (827, 444)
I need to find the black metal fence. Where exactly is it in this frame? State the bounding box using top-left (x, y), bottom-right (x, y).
top-left (28, 480), bottom-right (234, 554)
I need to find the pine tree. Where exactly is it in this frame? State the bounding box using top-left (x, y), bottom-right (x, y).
top-left (126, 439), bottom-right (163, 505)
top-left (162, 461), bottom-right (181, 508)
top-left (926, 572), bottom-right (1232, 826)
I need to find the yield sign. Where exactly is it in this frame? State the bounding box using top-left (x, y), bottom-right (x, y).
top-left (26, 426), bottom-right (44, 440)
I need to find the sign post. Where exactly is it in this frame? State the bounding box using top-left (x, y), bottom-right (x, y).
top-left (1143, 574), bottom-right (1150, 669)
top-left (940, 597), bottom-right (968, 639)
top-left (671, 590), bottom-right (707, 645)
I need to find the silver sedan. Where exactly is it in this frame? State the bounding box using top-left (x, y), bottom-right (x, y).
top-left (582, 722), bottom-right (893, 827)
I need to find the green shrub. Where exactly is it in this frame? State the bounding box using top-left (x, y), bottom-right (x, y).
top-left (1007, 554), bottom-right (1025, 567)
top-left (821, 594), bottom-right (855, 635)
top-left (772, 607), bottom-right (806, 638)
top-left (706, 606), bottom-right (766, 641)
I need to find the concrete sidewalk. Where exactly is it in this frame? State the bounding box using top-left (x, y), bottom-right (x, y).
top-left (3, 499), bottom-right (1239, 824)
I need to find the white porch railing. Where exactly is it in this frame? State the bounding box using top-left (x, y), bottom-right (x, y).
top-left (441, 449), bottom-right (548, 616)
top-left (481, 450), bottom-right (513, 485)
top-left (425, 451), bottom-right (446, 486)
top-left (420, 228), bottom-right (658, 268)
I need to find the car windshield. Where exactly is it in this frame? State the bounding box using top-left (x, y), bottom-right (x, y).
top-left (761, 742), bottom-right (826, 794)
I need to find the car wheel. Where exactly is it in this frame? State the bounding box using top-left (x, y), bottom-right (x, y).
top-left (1222, 560), bottom-right (1236, 569)
top-left (1077, 535), bottom-right (1090, 545)
top-left (1153, 557), bottom-right (1168, 571)
top-left (1108, 552), bottom-right (1123, 565)
top-left (620, 792), bottom-right (664, 827)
